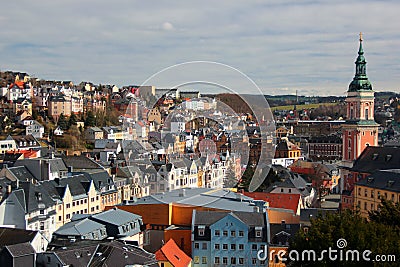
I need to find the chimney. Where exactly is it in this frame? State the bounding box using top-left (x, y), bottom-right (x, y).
top-left (179, 188), bottom-right (186, 197)
top-left (67, 166), bottom-right (73, 177)
top-left (6, 185), bottom-right (12, 194)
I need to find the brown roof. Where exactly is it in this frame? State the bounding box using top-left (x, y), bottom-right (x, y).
top-left (0, 228), bottom-right (39, 249)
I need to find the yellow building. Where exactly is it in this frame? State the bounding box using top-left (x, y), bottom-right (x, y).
top-left (354, 170), bottom-right (400, 218)
top-left (48, 95), bottom-right (71, 120)
top-left (13, 98), bottom-right (32, 115)
top-left (51, 179), bottom-right (101, 228)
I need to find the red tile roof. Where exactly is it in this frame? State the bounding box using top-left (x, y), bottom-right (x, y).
top-left (243, 192), bottom-right (301, 213)
top-left (8, 81), bottom-right (25, 89)
top-left (155, 239), bottom-right (191, 267)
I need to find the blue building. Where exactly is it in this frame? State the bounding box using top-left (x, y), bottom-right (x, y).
top-left (192, 210), bottom-right (269, 267)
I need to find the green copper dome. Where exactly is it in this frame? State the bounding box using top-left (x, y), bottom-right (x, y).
top-left (348, 33), bottom-right (373, 92)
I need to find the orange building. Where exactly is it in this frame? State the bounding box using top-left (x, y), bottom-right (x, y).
top-left (106, 188), bottom-right (273, 256)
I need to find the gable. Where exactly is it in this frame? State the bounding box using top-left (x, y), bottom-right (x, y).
top-left (210, 213), bottom-right (246, 229)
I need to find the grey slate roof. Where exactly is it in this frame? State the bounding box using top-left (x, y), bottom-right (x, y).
top-left (17, 181), bottom-right (56, 213)
top-left (88, 241), bottom-right (158, 267)
top-left (41, 174), bottom-right (91, 200)
top-left (131, 188), bottom-right (259, 212)
top-left (194, 210), bottom-right (266, 226)
top-left (351, 146), bottom-right (400, 174)
top-left (55, 218), bottom-right (105, 236)
top-left (7, 166), bottom-right (36, 182)
top-left (356, 169), bottom-right (400, 193)
top-left (61, 155), bottom-right (103, 170)
top-left (48, 158), bottom-right (68, 173)
top-left (266, 172), bottom-right (312, 196)
top-left (91, 208), bottom-right (141, 226)
top-left (4, 242), bottom-right (35, 257)
top-left (49, 242), bottom-right (99, 267)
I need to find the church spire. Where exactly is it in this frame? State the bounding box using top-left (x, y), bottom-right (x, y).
top-left (358, 32), bottom-right (364, 55)
top-left (348, 32), bottom-right (372, 92)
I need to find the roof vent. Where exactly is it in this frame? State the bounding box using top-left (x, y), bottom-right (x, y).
top-left (387, 180), bottom-right (395, 187)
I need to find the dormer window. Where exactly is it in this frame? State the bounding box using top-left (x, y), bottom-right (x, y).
top-left (255, 227), bottom-right (262, 238)
top-left (198, 225), bottom-right (205, 236)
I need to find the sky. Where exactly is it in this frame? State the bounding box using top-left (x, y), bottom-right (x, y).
top-left (1, 0), bottom-right (400, 96)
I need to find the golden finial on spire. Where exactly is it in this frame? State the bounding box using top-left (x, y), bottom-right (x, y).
top-left (359, 32), bottom-right (363, 42)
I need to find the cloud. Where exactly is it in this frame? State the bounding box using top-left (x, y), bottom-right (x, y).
top-left (161, 22), bottom-right (174, 31)
top-left (0, 0), bottom-right (399, 96)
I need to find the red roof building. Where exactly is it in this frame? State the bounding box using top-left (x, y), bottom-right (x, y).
top-left (155, 239), bottom-right (192, 267)
top-left (243, 192), bottom-right (303, 215)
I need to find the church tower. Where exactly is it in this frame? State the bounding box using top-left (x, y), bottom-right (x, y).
top-left (341, 33), bottom-right (379, 208)
top-left (342, 33), bottom-right (378, 162)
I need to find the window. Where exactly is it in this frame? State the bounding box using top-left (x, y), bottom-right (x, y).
top-left (239, 258), bottom-right (244, 265)
top-left (198, 226), bottom-right (205, 236)
top-left (66, 214), bottom-right (70, 219)
top-left (215, 244), bottom-right (220, 250)
top-left (202, 257), bottom-right (207, 264)
top-left (223, 244), bottom-right (228, 250)
top-left (231, 257), bottom-right (236, 264)
top-left (66, 203), bottom-right (71, 209)
top-left (255, 227), bottom-right (262, 237)
top-left (223, 257), bottom-right (228, 264)
top-left (239, 244), bottom-right (244, 250)
top-left (364, 202), bottom-right (367, 210)
top-left (230, 244), bottom-right (236, 250)
top-left (252, 244), bottom-right (257, 250)
top-left (215, 257), bottom-right (220, 264)
top-left (252, 258), bottom-right (257, 264)
top-left (231, 230), bottom-right (235, 237)
top-left (223, 230), bottom-right (228, 236)
top-left (202, 243), bottom-right (207, 250)
top-left (194, 243), bottom-right (199, 249)
top-left (58, 216), bottom-right (62, 221)
top-left (194, 256), bottom-right (199, 264)
top-left (239, 231), bottom-right (244, 237)
top-left (215, 230), bottom-right (220, 236)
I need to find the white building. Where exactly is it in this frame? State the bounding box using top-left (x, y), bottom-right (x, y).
top-left (26, 120), bottom-right (45, 138)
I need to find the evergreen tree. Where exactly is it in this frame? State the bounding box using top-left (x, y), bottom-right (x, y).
top-left (289, 201), bottom-right (400, 267)
top-left (57, 113), bottom-right (68, 130)
top-left (85, 111), bottom-right (96, 127)
top-left (68, 113), bottom-right (77, 128)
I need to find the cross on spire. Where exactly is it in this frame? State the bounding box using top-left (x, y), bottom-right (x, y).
top-left (359, 32), bottom-right (363, 42)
